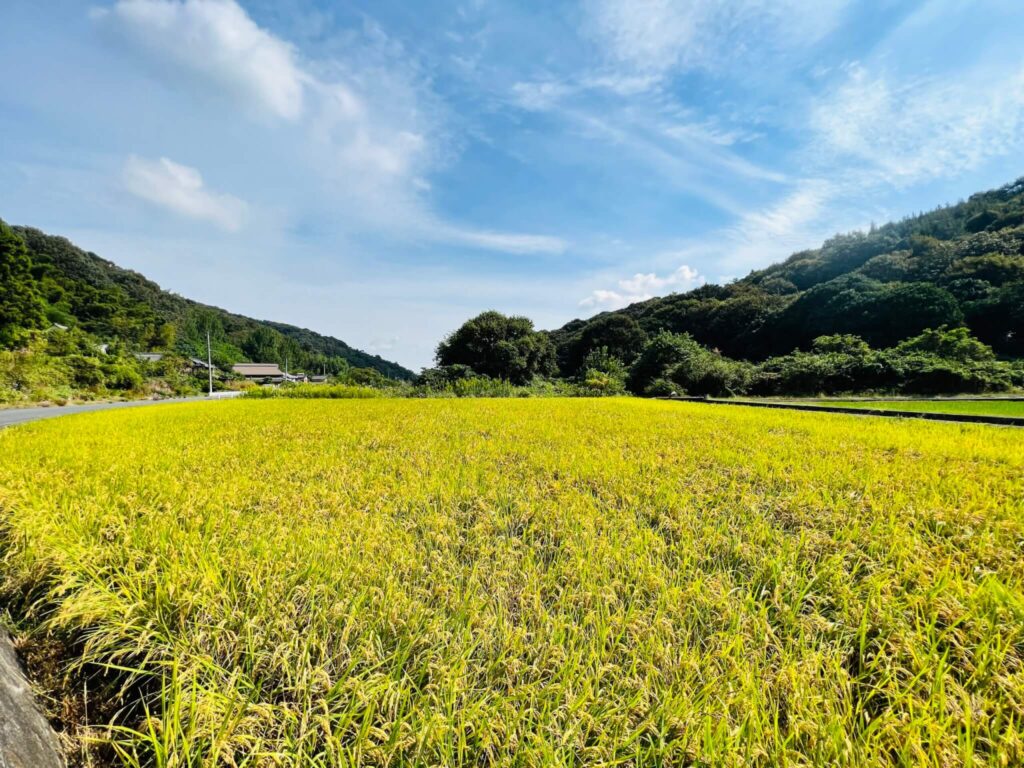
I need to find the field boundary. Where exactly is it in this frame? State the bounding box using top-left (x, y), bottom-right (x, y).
top-left (664, 396), bottom-right (1024, 427)
top-left (809, 396), bottom-right (1024, 403)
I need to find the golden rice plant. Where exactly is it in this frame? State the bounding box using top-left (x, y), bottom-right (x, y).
top-left (0, 398), bottom-right (1022, 766)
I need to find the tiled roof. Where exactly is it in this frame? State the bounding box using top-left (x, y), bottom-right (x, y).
top-left (233, 363), bottom-right (285, 377)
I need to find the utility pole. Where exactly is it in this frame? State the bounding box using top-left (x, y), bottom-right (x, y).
top-left (206, 328), bottom-right (214, 397)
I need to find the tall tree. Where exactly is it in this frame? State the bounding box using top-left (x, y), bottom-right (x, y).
top-left (436, 311), bottom-right (556, 384)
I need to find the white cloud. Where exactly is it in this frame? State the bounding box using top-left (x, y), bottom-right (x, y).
top-left (812, 63), bottom-right (1024, 187)
top-left (92, 0), bottom-right (564, 256)
top-left (585, 0), bottom-right (849, 82)
top-left (581, 264), bottom-right (704, 310)
top-left (93, 0), bottom-right (306, 120)
top-left (122, 155), bottom-right (247, 231)
top-left (737, 179), bottom-right (832, 241)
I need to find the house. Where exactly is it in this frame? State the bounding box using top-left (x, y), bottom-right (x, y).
top-left (232, 363), bottom-right (307, 384)
top-left (233, 363), bottom-right (285, 383)
top-left (135, 353), bottom-right (164, 363)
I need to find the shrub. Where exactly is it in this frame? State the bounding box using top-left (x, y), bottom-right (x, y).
top-left (1010, 360), bottom-right (1024, 388)
top-left (103, 362), bottom-right (144, 391)
top-left (668, 354), bottom-right (754, 397)
top-left (880, 352), bottom-right (1014, 394)
top-left (894, 326), bottom-right (995, 362)
top-left (580, 369), bottom-right (626, 395)
top-left (627, 332), bottom-right (704, 394)
top-left (643, 378), bottom-right (679, 397)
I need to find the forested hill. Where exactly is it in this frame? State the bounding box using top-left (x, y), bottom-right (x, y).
top-left (5, 223), bottom-right (415, 380)
top-left (552, 177), bottom-right (1024, 374)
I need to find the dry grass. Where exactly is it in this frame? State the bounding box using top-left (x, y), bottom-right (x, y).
top-left (1, 398), bottom-right (1022, 766)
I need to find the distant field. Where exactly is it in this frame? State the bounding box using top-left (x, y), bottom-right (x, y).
top-left (1, 399), bottom-right (1022, 767)
top-left (822, 399), bottom-right (1024, 417)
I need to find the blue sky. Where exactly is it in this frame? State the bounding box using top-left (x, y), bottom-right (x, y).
top-left (2, 0), bottom-right (1023, 370)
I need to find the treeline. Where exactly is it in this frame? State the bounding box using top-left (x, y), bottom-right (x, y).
top-left (554, 177), bottom-right (1024, 363)
top-left (630, 327), bottom-right (1024, 397)
top-left (417, 177), bottom-right (1024, 397)
top-left (0, 219), bottom-right (414, 402)
top-left (419, 310), bottom-right (1023, 398)
top-left (421, 178), bottom-right (1024, 397)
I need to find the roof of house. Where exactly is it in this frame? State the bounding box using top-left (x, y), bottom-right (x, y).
top-left (233, 363), bottom-right (284, 377)
top-left (189, 357), bottom-right (211, 368)
top-left (136, 353), bottom-right (164, 362)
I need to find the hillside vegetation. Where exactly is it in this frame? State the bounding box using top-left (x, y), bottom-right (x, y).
top-left (541, 178), bottom-right (1024, 396)
top-left (1, 398), bottom-right (1022, 766)
top-left (0, 220), bottom-right (413, 403)
top-left (555, 177), bottom-right (1024, 363)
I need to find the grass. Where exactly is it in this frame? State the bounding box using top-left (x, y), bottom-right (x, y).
top-left (0, 398), bottom-right (1022, 766)
top-left (242, 383), bottom-right (384, 399)
top-left (820, 399), bottom-right (1024, 418)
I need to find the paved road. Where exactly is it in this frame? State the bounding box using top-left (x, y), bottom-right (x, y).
top-left (0, 393), bottom-right (242, 429)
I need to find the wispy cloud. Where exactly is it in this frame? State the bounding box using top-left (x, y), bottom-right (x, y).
top-left (581, 263), bottom-right (704, 310)
top-left (559, 105), bottom-right (781, 215)
top-left (93, 0), bottom-right (563, 255)
top-left (812, 62), bottom-right (1024, 188)
top-left (712, 179), bottom-right (838, 272)
top-left (122, 155), bottom-right (247, 231)
top-left (584, 0), bottom-right (850, 82)
top-left (431, 224), bottom-right (567, 255)
top-left (510, 79), bottom-right (574, 111)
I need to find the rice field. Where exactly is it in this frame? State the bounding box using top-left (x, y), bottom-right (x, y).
top-left (821, 400), bottom-right (1024, 418)
top-left (1, 398), bottom-right (1023, 767)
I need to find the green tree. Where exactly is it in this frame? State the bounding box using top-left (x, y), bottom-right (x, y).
top-left (0, 220), bottom-right (46, 346)
top-left (946, 253), bottom-right (1024, 285)
top-left (436, 311), bottom-right (556, 384)
top-left (560, 314), bottom-right (648, 376)
top-left (895, 326), bottom-right (995, 363)
top-left (968, 278), bottom-right (1024, 352)
top-left (811, 334), bottom-right (871, 356)
top-left (152, 322), bottom-right (177, 351)
top-left (242, 326), bottom-right (282, 364)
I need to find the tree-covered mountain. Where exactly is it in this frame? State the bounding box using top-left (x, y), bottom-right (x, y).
top-left (1, 222), bottom-right (414, 380)
top-left (552, 177), bottom-right (1024, 376)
